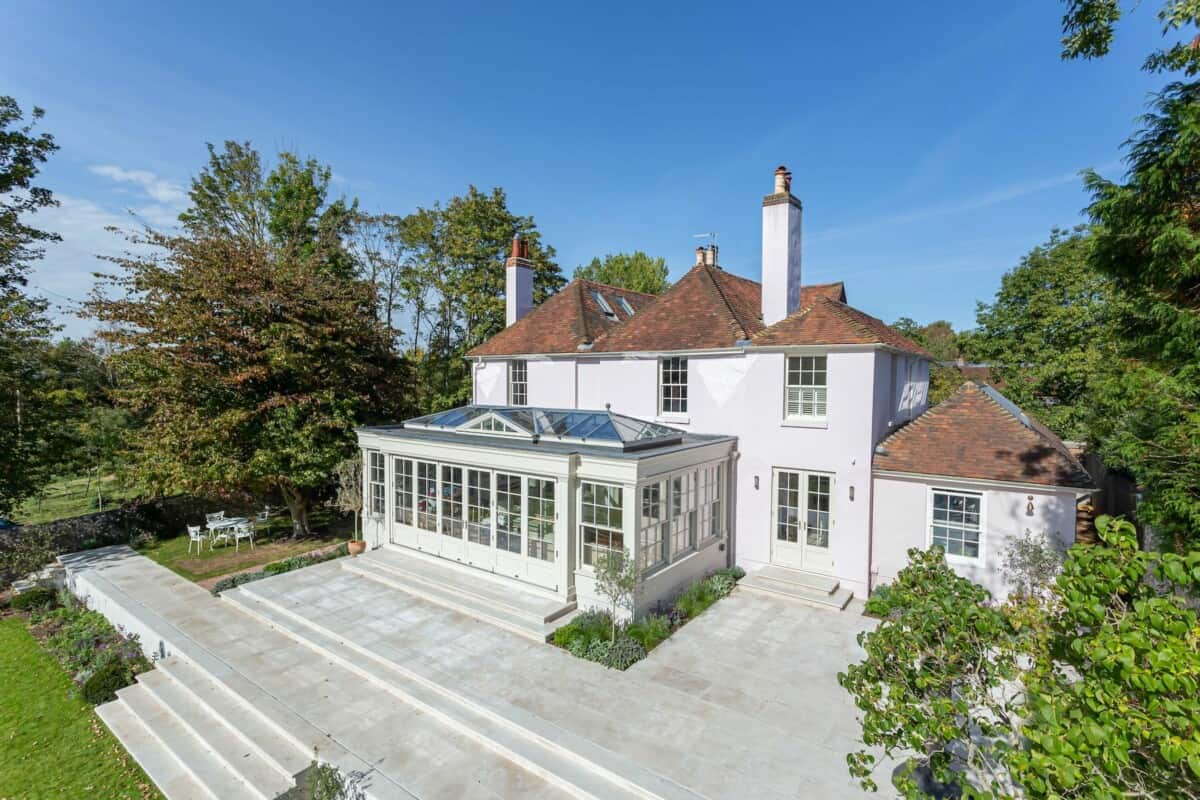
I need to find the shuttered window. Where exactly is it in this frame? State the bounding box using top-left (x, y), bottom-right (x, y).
top-left (786, 356), bottom-right (827, 420)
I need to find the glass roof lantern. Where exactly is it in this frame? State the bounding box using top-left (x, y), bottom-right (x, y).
top-left (403, 405), bottom-right (684, 451)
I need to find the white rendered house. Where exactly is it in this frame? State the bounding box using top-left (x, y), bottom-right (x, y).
top-left (358, 166), bottom-right (1093, 612)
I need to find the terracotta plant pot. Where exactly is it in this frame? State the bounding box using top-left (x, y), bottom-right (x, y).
top-left (347, 539), bottom-right (367, 556)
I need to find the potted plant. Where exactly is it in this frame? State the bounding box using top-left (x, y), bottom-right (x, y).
top-left (332, 457), bottom-right (367, 555)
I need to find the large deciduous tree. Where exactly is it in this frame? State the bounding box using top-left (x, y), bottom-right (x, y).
top-left (966, 227), bottom-right (1121, 441)
top-left (0, 97), bottom-right (63, 516)
top-left (1059, 1), bottom-right (1200, 541)
top-left (392, 187), bottom-right (564, 412)
top-left (573, 251), bottom-right (669, 295)
top-left (88, 142), bottom-right (409, 536)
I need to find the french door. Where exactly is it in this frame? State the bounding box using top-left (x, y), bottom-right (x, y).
top-left (771, 469), bottom-right (834, 574)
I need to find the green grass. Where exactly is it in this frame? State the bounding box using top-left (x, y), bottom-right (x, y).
top-left (0, 616), bottom-right (163, 799)
top-left (13, 474), bottom-right (140, 526)
top-left (137, 509), bottom-right (349, 583)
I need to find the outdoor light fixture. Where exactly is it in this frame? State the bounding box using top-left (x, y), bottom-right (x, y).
top-left (849, 485), bottom-right (855, 502)
top-left (754, 475), bottom-right (760, 490)
top-left (1026, 496), bottom-right (1035, 516)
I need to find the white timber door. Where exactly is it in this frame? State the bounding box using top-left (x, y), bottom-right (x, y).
top-left (390, 457), bottom-right (418, 548)
top-left (464, 468), bottom-right (494, 570)
top-left (771, 469), bottom-right (834, 574)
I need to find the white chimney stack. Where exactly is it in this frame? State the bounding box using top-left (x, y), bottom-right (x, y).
top-left (506, 235), bottom-right (534, 326)
top-left (761, 165), bottom-right (802, 326)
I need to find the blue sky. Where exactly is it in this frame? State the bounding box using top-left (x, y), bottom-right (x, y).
top-left (4, 0), bottom-right (1166, 339)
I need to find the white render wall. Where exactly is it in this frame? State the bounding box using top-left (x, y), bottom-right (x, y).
top-left (473, 348), bottom-right (890, 597)
top-left (870, 473), bottom-right (1078, 600)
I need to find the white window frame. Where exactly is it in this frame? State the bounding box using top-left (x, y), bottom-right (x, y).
top-left (784, 354), bottom-right (828, 422)
top-left (616, 296), bottom-right (635, 316)
top-left (367, 451), bottom-right (386, 518)
top-left (527, 477), bottom-right (556, 562)
top-left (393, 457), bottom-right (413, 526)
top-left (579, 481), bottom-right (625, 568)
top-left (926, 487), bottom-right (986, 563)
top-left (658, 357), bottom-right (688, 416)
top-left (638, 480), bottom-right (668, 573)
top-left (508, 360), bottom-right (528, 406)
top-left (495, 472), bottom-right (523, 555)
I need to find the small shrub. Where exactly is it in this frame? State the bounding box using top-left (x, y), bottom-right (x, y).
top-left (714, 565), bottom-right (746, 581)
top-left (675, 579), bottom-right (718, 619)
top-left (864, 584), bottom-right (894, 618)
top-left (584, 639), bottom-right (611, 664)
top-left (706, 572), bottom-right (736, 598)
top-left (80, 659), bottom-right (133, 704)
top-left (604, 635), bottom-right (647, 670)
top-left (624, 614), bottom-right (672, 651)
top-left (211, 570), bottom-right (269, 595)
top-left (552, 610), bottom-right (612, 650)
top-left (567, 638), bottom-right (590, 658)
top-left (12, 586), bottom-right (58, 611)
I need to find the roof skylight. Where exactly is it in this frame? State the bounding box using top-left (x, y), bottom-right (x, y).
top-left (590, 290), bottom-right (617, 320)
top-left (404, 405), bottom-right (684, 450)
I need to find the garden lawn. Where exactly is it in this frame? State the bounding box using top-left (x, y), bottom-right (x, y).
top-left (137, 531), bottom-right (345, 582)
top-left (0, 616), bottom-right (162, 800)
top-left (13, 474), bottom-right (140, 526)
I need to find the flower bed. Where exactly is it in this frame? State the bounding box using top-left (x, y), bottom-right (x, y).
top-left (209, 542), bottom-right (349, 595)
top-left (552, 566), bottom-right (744, 670)
top-left (18, 589), bottom-right (152, 705)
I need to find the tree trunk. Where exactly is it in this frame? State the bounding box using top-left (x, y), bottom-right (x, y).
top-left (279, 483), bottom-right (312, 538)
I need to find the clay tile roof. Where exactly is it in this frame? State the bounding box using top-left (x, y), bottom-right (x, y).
top-left (799, 281), bottom-right (846, 305)
top-left (751, 296), bottom-right (932, 357)
top-left (466, 279), bottom-right (656, 357)
top-left (589, 264), bottom-right (765, 352)
top-left (873, 382), bottom-right (1094, 489)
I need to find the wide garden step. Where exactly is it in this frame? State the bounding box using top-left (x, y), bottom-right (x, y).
top-left (96, 700), bottom-right (213, 800)
top-left (341, 556), bottom-right (573, 643)
top-left (155, 655), bottom-right (311, 780)
top-left (224, 584), bottom-right (702, 800)
top-left (116, 682), bottom-right (258, 799)
top-left (371, 545), bottom-right (574, 623)
top-left (740, 569), bottom-right (853, 610)
top-left (136, 668), bottom-right (294, 799)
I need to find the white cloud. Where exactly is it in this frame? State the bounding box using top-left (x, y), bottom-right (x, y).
top-left (89, 164), bottom-right (187, 205)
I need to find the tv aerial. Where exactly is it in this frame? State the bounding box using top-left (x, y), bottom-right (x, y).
top-left (691, 232), bottom-right (718, 245)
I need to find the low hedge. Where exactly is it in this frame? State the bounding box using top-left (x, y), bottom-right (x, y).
top-left (210, 542), bottom-right (350, 595)
top-left (11, 586), bottom-right (58, 612)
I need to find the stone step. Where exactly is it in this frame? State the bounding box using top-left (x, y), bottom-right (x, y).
top-left (225, 585), bottom-right (702, 800)
top-left (96, 699), bottom-right (214, 800)
top-left (372, 545), bottom-right (575, 623)
top-left (342, 557), bottom-right (571, 643)
top-left (117, 682), bottom-right (263, 799)
top-left (752, 565), bottom-right (841, 594)
top-left (155, 655), bottom-right (311, 780)
top-left (136, 668), bottom-right (295, 798)
top-left (739, 573), bottom-right (854, 610)
top-left (75, 566), bottom-right (417, 800)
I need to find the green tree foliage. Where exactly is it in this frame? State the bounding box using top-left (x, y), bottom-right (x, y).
top-left (840, 517), bottom-right (1200, 798)
top-left (87, 142), bottom-right (409, 536)
top-left (967, 228), bottom-right (1120, 441)
top-left (0, 97), bottom-right (63, 516)
top-left (890, 318), bottom-right (965, 405)
top-left (573, 251), bottom-right (669, 295)
top-left (838, 548), bottom-right (1023, 797)
top-left (1059, 5), bottom-right (1200, 540)
top-left (391, 187), bottom-right (564, 412)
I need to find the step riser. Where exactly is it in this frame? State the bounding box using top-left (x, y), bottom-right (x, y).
top-left (137, 671), bottom-right (294, 796)
top-left (151, 663), bottom-right (298, 786)
top-left (739, 583), bottom-right (853, 610)
top-left (227, 588), bottom-right (671, 800)
top-left (747, 575), bottom-right (838, 596)
top-left (380, 544), bottom-right (565, 604)
top-left (97, 701), bottom-right (213, 800)
top-left (343, 561), bottom-right (550, 643)
top-left (115, 688), bottom-right (232, 800)
top-left (351, 558), bottom-right (557, 625)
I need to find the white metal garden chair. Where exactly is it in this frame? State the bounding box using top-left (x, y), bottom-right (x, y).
top-left (232, 521), bottom-right (255, 553)
top-left (209, 524), bottom-right (232, 550)
top-left (205, 511), bottom-right (226, 528)
top-left (186, 525), bottom-right (206, 555)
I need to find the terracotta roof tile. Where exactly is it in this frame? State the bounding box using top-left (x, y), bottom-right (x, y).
top-left (873, 382), bottom-right (1093, 489)
top-left (799, 281), bottom-right (846, 305)
top-left (752, 297), bottom-right (932, 357)
top-left (466, 280), bottom-right (656, 357)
